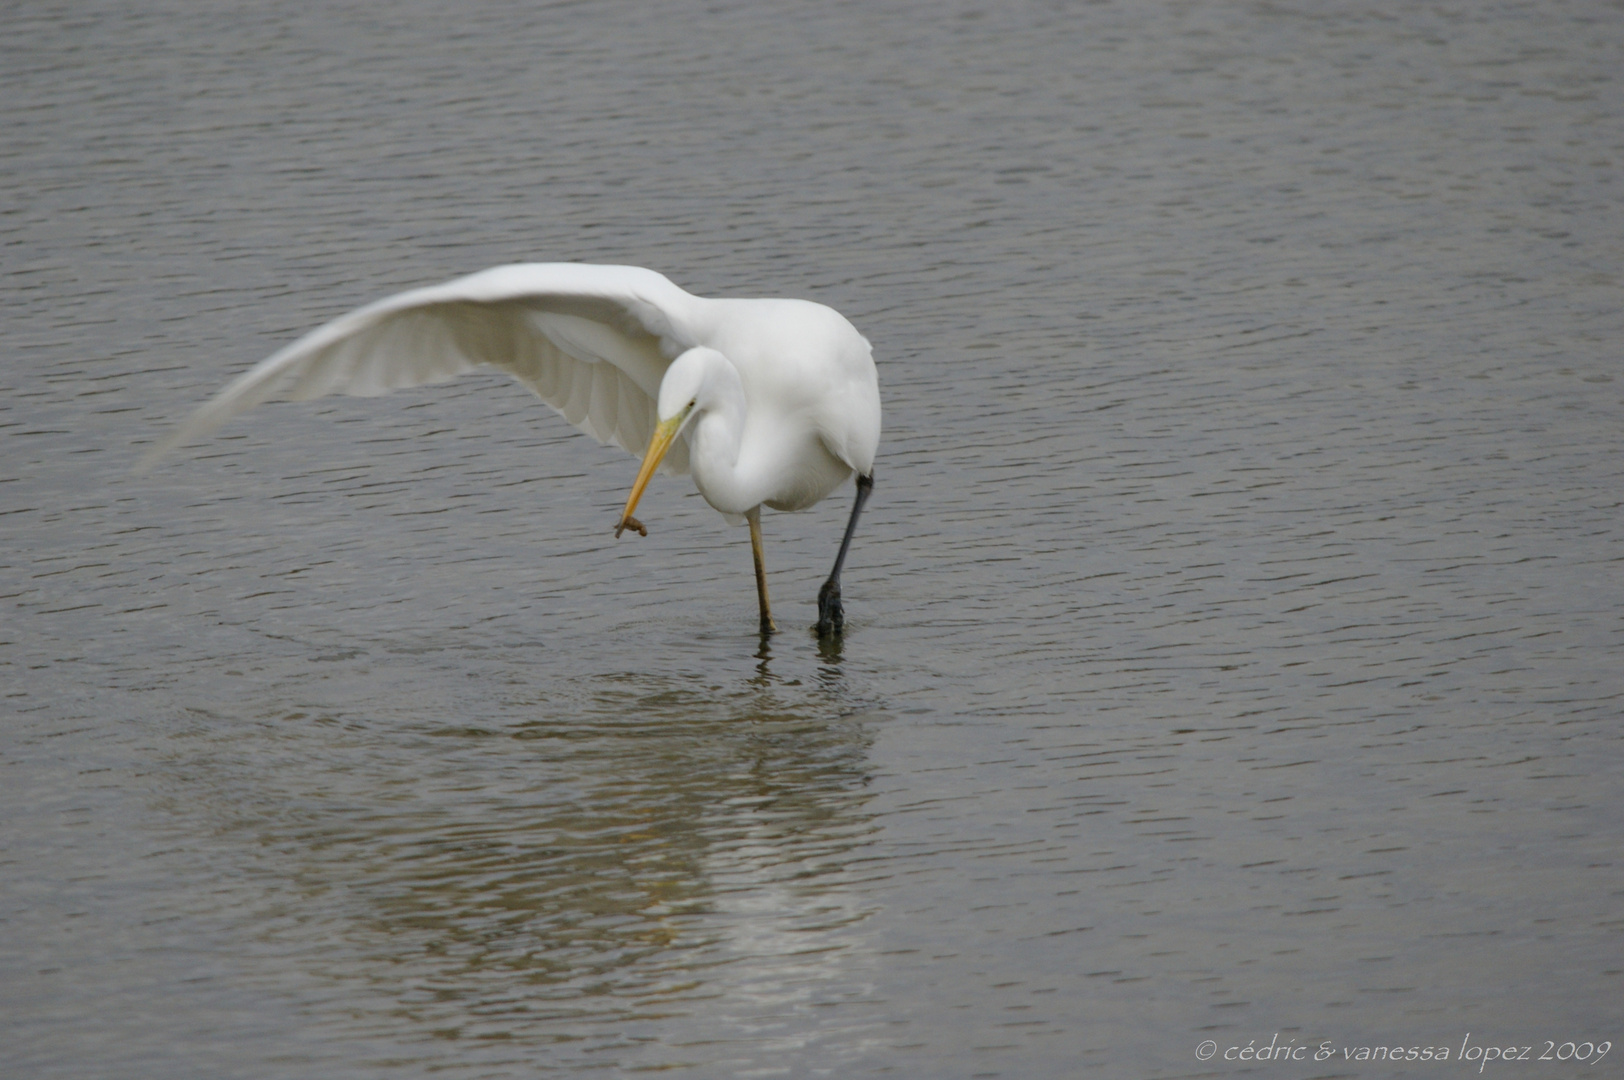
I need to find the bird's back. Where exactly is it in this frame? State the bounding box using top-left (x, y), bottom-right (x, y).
top-left (703, 296), bottom-right (880, 479)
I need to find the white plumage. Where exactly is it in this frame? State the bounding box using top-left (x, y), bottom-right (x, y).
top-left (143, 263), bottom-right (882, 635)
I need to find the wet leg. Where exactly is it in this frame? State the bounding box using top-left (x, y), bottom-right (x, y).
top-left (748, 506), bottom-right (776, 635)
top-left (816, 472), bottom-right (874, 637)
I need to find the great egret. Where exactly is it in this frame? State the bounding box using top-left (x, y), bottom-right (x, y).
top-left (140, 263), bottom-right (881, 637)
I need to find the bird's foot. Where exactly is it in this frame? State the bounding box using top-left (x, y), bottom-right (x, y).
top-left (815, 579), bottom-right (844, 637)
top-left (760, 613), bottom-right (778, 636)
top-left (614, 515), bottom-right (647, 538)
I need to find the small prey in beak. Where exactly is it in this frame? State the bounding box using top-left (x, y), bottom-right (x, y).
top-left (614, 407), bottom-right (690, 539)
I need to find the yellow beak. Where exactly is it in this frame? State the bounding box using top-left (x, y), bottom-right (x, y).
top-left (614, 409), bottom-right (688, 538)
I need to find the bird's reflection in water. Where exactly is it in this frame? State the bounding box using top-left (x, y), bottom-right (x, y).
top-left (816, 626), bottom-right (847, 666)
top-left (177, 665), bottom-right (882, 1053)
top-left (753, 629), bottom-right (776, 682)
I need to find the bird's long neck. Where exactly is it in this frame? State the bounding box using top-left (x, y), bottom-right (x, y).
top-left (684, 360), bottom-right (767, 515)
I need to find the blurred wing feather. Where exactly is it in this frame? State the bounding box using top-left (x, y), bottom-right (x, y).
top-left (140, 263), bottom-right (701, 473)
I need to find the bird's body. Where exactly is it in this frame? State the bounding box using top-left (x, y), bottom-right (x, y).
top-left (677, 298), bottom-right (875, 513)
top-left (143, 263), bottom-right (881, 635)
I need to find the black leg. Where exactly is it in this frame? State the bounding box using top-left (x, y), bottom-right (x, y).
top-left (816, 472), bottom-right (874, 637)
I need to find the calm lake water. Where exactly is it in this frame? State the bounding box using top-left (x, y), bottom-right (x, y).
top-left (3, 2), bottom-right (1621, 1077)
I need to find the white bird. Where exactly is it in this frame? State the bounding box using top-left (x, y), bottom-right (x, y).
top-left (140, 263), bottom-right (881, 636)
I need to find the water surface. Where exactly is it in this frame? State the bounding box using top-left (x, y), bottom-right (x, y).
top-left (3, 2), bottom-right (1621, 1076)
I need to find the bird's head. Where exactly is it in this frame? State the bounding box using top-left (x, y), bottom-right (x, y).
top-left (614, 347), bottom-right (726, 539)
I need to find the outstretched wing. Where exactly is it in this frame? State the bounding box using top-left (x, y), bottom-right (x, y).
top-left (138, 263), bottom-right (708, 473)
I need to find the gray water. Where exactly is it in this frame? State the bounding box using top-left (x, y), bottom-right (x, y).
top-left (3, 2), bottom-right (1621, 1077)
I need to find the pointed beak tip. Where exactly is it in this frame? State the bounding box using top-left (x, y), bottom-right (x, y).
top-left (616, 412), bottom-right (683, 542)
